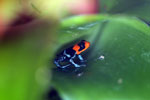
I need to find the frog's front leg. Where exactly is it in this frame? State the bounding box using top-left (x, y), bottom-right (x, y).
top-left (61, 63), bottom-right (71, 68)
top-left (54, 60), bottom-right (61, 67)
top-left (69, 59), bottom-right (80, 67)
top-left (77, 54), bottom-right (86, 62)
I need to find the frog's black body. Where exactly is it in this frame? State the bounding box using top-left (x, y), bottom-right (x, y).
top-left (54, 40), bottom-right (90, 68)
top-left (54, 46), bottom-right (85, 68)
top-left (55, 46), bottom-right (75, 63)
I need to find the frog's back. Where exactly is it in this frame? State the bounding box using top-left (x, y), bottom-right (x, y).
top-left (65, 46), bottom-right (76, 57)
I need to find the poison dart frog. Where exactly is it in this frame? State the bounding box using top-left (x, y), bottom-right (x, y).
top-left (54, 40), bottom-right (90, 68)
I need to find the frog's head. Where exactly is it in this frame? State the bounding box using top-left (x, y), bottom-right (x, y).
top-left (73, 40), bottom-right (90, 55)
top-left (81, 40), bottom-right (90, 50)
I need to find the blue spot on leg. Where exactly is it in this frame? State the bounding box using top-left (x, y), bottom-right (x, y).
top-left (61, 64), bottom-right (71, 68)
top-left (70, 59), bottom-right (80, 67)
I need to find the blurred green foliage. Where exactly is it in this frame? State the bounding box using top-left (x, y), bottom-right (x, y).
top-left (100, 0), bottom-right (150, 22)
top-left (1, 0), bottom-right (150, 100)
top-left (0, 20), bottom-right (57, 100)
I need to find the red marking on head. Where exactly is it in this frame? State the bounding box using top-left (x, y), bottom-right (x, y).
top-left (73, 40), bottom-right (90, 55)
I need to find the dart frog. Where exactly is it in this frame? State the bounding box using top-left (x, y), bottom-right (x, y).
top-left (54, 40), bottom-right (90, 68)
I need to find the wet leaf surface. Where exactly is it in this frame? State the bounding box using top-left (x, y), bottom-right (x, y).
top-left (51, 15), bottom-right (150, 100)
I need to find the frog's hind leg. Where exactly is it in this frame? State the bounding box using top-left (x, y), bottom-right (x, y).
top-left (70, 58), bottom-right (87, 68)
top-left (54, 60), bottom-right (61, 68)
top-left (61, 64), bottom-right (71, 68)
top-left (78, 54), bottom-right (87, 62)
top-left (70, 55), bottom-right (86, 68)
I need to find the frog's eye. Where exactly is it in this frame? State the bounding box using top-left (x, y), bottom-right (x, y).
top-left (78, 43), bottom-right (85, 51)
top-left (80, 44), bottom-right (84, 48)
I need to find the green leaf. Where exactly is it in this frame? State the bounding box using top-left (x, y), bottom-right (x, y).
top-left (52, 15), bottom-right (150, 100)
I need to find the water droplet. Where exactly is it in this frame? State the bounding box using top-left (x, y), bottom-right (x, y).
top-left (117, 78), bottom-right (123, 84)
top-left (77, 27), bottom-right (88, 30)
top-left (141, 52), bottom-right (150, 62)
top-left (98, 55), bottom-right (105, 60)
top-left (77, 72), bottom-right (84, 77)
